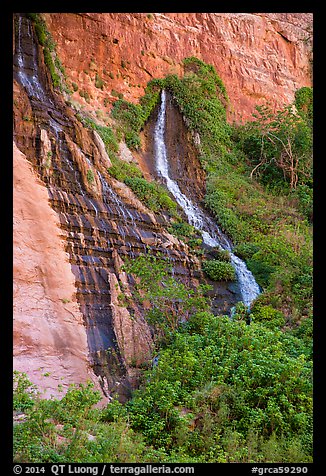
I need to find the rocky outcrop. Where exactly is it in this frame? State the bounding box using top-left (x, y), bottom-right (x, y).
top-left (43, 12), bottom-right (312, 121)
top-left (13, 14), bottom-right (207, 401)
top-left (13, 142), bottom-right (102, 400)
top-left (13, 12), bottom-right (312, 400)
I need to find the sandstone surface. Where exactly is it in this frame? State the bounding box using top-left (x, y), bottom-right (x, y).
top-left (13, 142), bottom-right (102, 399)
top-left (44, 12), bottom-right (313, 121)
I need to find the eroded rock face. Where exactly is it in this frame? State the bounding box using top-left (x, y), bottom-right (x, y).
top-left (43, 12), bottom-right (312, 121)
top-left (13, 12), bottom-right (311, 400)
top-left (13, 14), bottom-right (205, 400)
top-left (13, 142), bottom-right (103, 400)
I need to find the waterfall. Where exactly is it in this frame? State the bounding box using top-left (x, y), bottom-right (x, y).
top-left (15, 15), bottom-right (51, 103)
top-left (154, 90), bottom-right (261, 308)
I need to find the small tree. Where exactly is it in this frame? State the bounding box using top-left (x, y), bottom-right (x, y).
top-left (238, 98), bottom-right (312, 191)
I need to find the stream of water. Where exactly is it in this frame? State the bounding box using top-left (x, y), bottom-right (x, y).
top-left (154, 90), bottom-right (261, 308)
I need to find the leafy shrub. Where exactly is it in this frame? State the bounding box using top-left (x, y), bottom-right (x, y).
top-left (167, 221), bottom-right (195, 239)
top-left (81, 117), bottom-right (119, 159)
top-left (13, 371), bottom-right (37, 412)
top-left (202, 259), bottom-right (235, 281)
top-left (111, 81), bottom-right (162, 150)
top-left (111, 89), bottom-right (124, 99)
top-left (124, 177), bottom-right (178, 215)
top-left (209, 247), bottom-right (231, 262)
top-left (108, 157), bottom-right (143, 182)
top-left (43, 48), bottom-right (60, 88)
top-left (250, 302), bottom-right (285, 328)
top-left (246, 258), bottom-right (275, 289)
top-left (233, 243), bottom-right (260, 260)
top-left (295, 87), bottom-right (313, 123)
top-left (95, 73), bottom-right (105, 90)
top-left (86, 169), bottom-right (95, 184)
top-left (293, 184), bottom-right (313, 222)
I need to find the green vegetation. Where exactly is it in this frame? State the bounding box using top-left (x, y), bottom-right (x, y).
top-left (111, 79), bottom-right (163, 150)
top-left (79, 89), bottom-right (91, 103)
top-left (167, 222), bottom-right (203, 253)
top-left (14, 255), bottom-right (312, 463)
top-left (95, 73), bottom-right (105, 90)
top-left (202, 259), bottom-right (236, 281)
top-left (124, 177), bottom-right (178, 216)
top-left (156, 58), bottom-right (312, 325)
top-left (111, 89), bottom-right (124, 99)
top-left (122, 254), bottom-right (211, 344)
top-left (26, 13), bottom-right (66, 90)
top-left (77, 116), bottom-right (119, 162)
top-left (108, 157), bottom-right (143, 183)
top-left (86, 169), bottom-right (95, 184)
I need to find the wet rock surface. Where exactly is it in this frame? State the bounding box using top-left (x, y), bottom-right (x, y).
top-left (13, 14), bottom-right (203, 400)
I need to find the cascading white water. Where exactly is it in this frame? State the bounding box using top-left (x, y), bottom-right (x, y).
top-left (154, 90), bottom-right (261, 308)
top-left (16, 15), bottom-right (50, 103)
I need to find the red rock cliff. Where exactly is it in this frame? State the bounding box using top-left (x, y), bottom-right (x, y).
top-left (44, 12), bottom-right (312, 121)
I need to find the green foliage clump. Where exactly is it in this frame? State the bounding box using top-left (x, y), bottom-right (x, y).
top-left (13, 371), bottom-right (38, 412)
top-left (209, 247), bottom-right (231, 262)
top-left (79, 116), bottom-right (119, 160)
top-left (111, 89), bottom-right (124, 99)
top-left (124, 177), bottom-right (178, 216)
top-left (95, 73), bottom-right (105, 90)
top-left (250, 301), bottom-right (285, 329)
top-left (167, 222), bottom-right (203, 252)
top-left (295, 87), bottom-right (313, 124)
top-left (163, 60), bottom-right (231, 166)
top-left (234, 242), bottom-right (260, 260)
top-left (79, 89), bottom-right (91, 103)
top-left (26, 13), bottom-right (67, 90)
top-left (108, 158), bottom-right (143, 182)
top-left (111, 99), bottom-right (143, 149)
top-left (86, 169), bottom-right (95, 184)
top-left (122, 254), bottom-right (211, 343)
top-left (293, 184), bottom-right (313, 222)
top-left (127, 313), bottom-right (312, 462)
top-left (111, 79), bottom-right (163, 150)
top-left (202, 259), bottom-right (235, 281)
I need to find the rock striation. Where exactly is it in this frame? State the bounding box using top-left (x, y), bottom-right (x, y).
top-left (13, 14), bottom-right (207, 400)
top-left (13, 12), bottom-right (312, 400)
top-left (43, 12), bottom-right (312, 121)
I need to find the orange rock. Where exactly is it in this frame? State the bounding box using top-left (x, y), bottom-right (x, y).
top-left (43, 12), bottom-right (312, 121)
top-left (13, 142), bottom-right (104, 400)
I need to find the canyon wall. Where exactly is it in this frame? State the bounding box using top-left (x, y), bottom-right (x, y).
top-left (13, 142), bottom-right (102, 399)
top-left (44, 12), bottom-right (313, 121)
top-left (13, 12), bottom-right (312, 400)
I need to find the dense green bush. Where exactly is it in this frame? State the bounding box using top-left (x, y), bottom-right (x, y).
top-left (110, 80), bottom-right (162, 150)
top-left (233, 242), bottom-right (260, 260)
top-left (126, 313), bottom-right (312, 462)
top-left (124, 177), bottom-right (178, 216)
top-left (250, 302), bottom-right (285, 328)
top-left (13, 250), bottom-right (312, 463)
top-left (79, 116), bottom-right (119, 160)
top-left (108, 158), bottom-right (143, 182)
top-left (202, 259), bottom-right (235, 281)
top-left (13, 371), bottom-right (38, 412)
